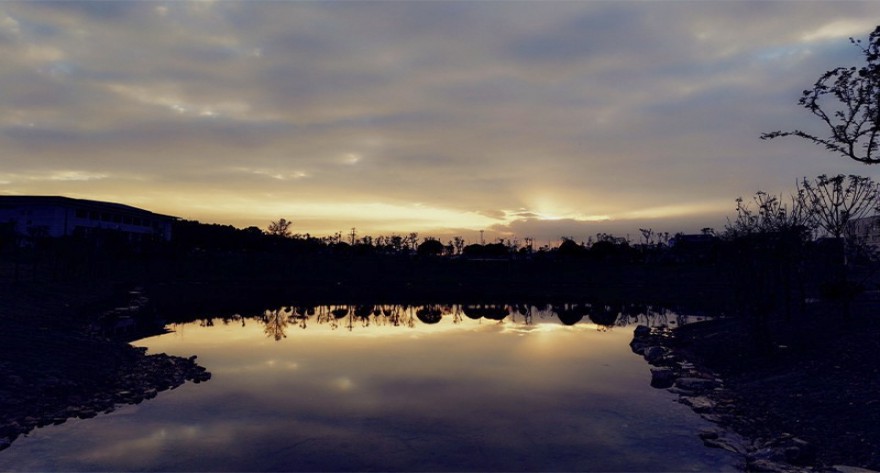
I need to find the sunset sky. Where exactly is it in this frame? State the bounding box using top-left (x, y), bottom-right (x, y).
top-left (1, 1), bottom-right (878, 244)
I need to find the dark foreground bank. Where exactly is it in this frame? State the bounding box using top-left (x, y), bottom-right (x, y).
top-left (633, 295), bottom-right (880, 472)
top-left (0, 281), bottom-right (210, 451)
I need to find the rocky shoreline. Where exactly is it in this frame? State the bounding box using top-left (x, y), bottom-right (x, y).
top-left (631, 317), bottom-right (879, 473)
top-left (0, 282), bottom-right (210, 452)
top-left (0, 349), bottom-right (210, 452)
top-left (632, 325), bottom-right (816, 472)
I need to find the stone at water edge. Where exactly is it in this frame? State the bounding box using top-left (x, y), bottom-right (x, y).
top-left (634, 325), bottom-right (651, 337)
top-left (832, 466), bottom-right (880, 473)
top-left (643, 346), bottom-right (668, 364)
top-left (680, 396), bottom-right (715, 413)
top-left (675, 377), bottom-right (718, 391)
top-left (698, 429), bottom-right (720, 440)
top-left (650, 367), bottom-right (676, 389)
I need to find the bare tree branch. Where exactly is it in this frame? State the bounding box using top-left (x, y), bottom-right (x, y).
top-left (762, 26), bottom-right (880, 164)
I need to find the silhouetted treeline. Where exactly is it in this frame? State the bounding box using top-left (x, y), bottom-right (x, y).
top-left (2, 213), bottom-right (873, 330)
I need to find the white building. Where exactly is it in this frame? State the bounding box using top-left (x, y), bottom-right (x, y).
top-left (0, 196), bottom-right (175, 242)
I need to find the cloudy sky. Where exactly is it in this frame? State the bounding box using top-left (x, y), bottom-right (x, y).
top-left (1, 1), bottom-right (878, 244)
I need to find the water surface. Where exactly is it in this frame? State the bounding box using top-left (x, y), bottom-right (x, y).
top-left (0, 304), bottom-right (737, 471)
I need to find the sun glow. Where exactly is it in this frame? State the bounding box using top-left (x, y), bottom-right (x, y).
top-left (621, 200), bottom-right (729, 220)
top-left (801, 19), bottom-right (877, 42)
top-left (521, 194), bottom-right (612, 223)
top-left (163, 195), bottom-right (501, 234)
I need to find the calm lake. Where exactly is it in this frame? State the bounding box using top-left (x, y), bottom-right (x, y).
top-left (0, 304), bottom-right (739, 471)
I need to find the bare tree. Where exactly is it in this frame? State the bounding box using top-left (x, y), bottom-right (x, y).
top-left (762, 26), bottom-right (880, 164)
top-left (639, 228), bottom-right (655, 246)
top-left (799, 174), bottom-right (880, 239)
top-left (724, 191), bottom-right (813, 239)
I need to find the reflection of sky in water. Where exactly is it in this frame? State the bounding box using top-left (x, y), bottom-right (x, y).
top-left (0, 311), bottom-right (736, 472)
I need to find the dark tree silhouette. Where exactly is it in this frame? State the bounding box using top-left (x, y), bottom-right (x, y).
top-left (557, 238), bottom-right (586, 257)
top-left (723, 191), bottom-right (812, 239)
top-left (799, 174), bottom-right (880, 239)
top-left (417, 238), bottom-right (444, 257)
top-left (267, 218), bottom-right (292, 237)
top-left (452, 236), bottom-right (466, 255)
top-left (762, 26), bottom-right (880, 164)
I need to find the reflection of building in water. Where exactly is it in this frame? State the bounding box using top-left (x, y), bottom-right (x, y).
top-left (0, 195), bottom-right (175, 242)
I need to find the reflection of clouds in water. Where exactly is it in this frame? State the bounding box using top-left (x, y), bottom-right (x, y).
top-left (333, 376), bottom-right (355, 392)
top-left (214, 358), bottom-right (300, 375)
top-left (1, 304), bottom-right (738, 473)
top-left (264, 359), bottom-right (300, 370)
top-left (74, 424), bottom-right (233, 466)
top-left (500, 322), bottom-right (596, 335)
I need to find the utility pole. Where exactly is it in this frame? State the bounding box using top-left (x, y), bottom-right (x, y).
top-left (350, 227), bottom-right (356, 245)
top-left (480, 230), bottom-right (485, 245)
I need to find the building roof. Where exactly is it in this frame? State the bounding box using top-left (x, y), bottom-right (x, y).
top-left (0, 195), bottom-right (177, 220)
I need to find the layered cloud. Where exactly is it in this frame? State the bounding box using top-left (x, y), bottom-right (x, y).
top-left (0, 1), bottom-right (876, 242)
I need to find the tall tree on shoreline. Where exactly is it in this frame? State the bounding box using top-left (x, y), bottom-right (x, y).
top-left (762, 25), bottom-right (880, 164)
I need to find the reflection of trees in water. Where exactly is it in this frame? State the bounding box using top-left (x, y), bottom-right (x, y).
top-left (331, 305), bottom-right (349, 319)
top-left (416, 305), bottom-right (442, 324)
top-left (589, 304), bottom-right (620, 329)
top-left (529, 304), bottom-right (555, 322)
top-left (461, 304), bottom-right (509, 322)
top-left (354, 305), bottom-right (374, 319)
top-left (549, 303), bottom-right (619, 330)
top-left (195, 313), bottom-right (245, 328)
top-left (292, 306), bottom-right (310, 330)
top-left (614, 304), bottom-right (697, 329)
top-left (261, 307), bottom-right (291, 341)
top-left (512, 304), bottom-right (532, 325)
top-left (186, 301), bottom-right (705, 340)
top-left (554, 304), bottom-right (585, 326)
top-left (447, 305), bottom-right (463, 324)
top-left (545, 302), bottom-right (698, 331)
top-left (373, 304), bottom-right (406, 327)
